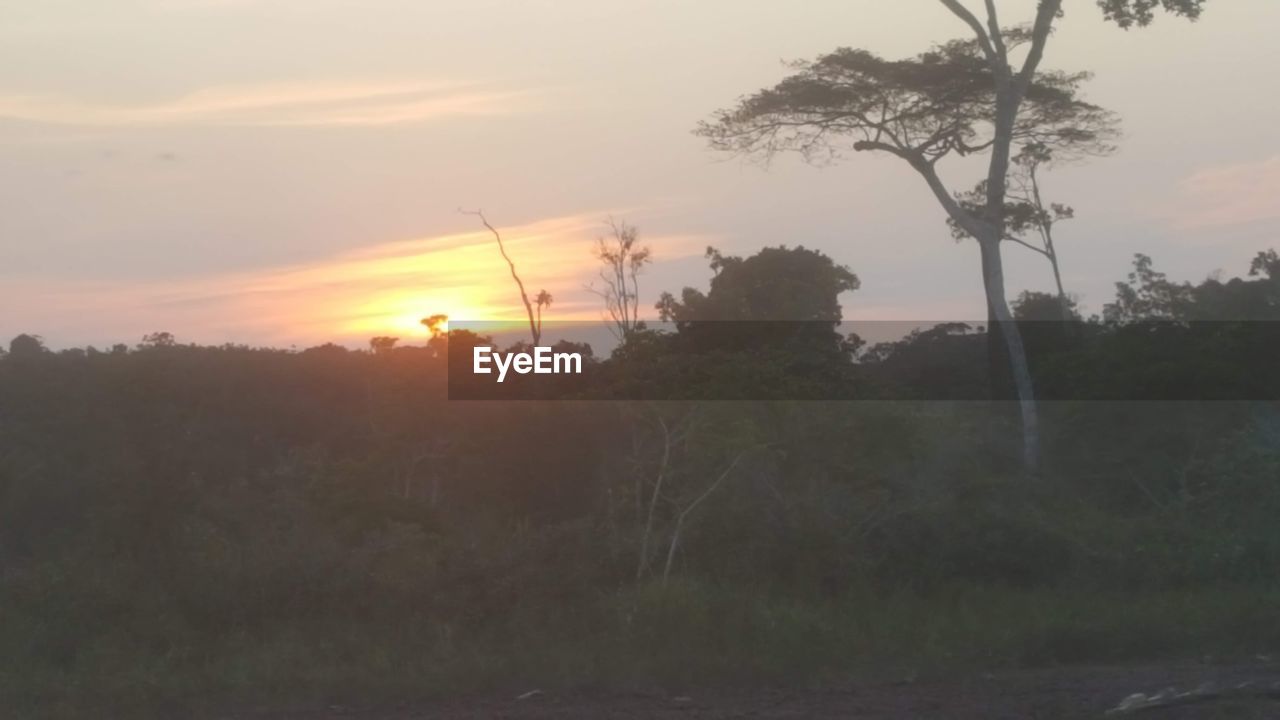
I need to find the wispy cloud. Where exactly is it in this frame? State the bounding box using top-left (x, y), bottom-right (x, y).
top-left (1163, 155), bottom-right (1280, 230)
top-left (0, 80), bottom-right (535, 128)
top-left (1, 214), bottom-right (707, 348)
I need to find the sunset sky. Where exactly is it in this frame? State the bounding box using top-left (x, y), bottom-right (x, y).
top-left (2, 0), bottom-right (1278, 349)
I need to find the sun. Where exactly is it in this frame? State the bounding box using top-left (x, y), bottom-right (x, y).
top-left (341, 292), bottom-right (493, 340)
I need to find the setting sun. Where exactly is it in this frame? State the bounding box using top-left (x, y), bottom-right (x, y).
top-left (343, 293), bottom-right (484, 339)
top-left (5, 1), bottom-right (1278, 716)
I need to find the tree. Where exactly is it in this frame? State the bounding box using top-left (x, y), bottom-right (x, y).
top-left (534, 290), bottom-right (553, 343)
top-left (1011, 290), bottom-right (1081, 322)
top-left (1103, 254), bottom-right (1196, 323)
top-left (1011, 290), bottom-right (1082, 364)
top-left (7, 334), bottom-right (46, 359)
top-left (463, 209), bottom-right (552, 346)
top-left (1250, 249), bottom-right (1279, 280)
top-left (657, 245), bottom-right (859, 323)
top-left (951, 143), bottom-right (1098, 321)
top-left (697, 0), bottom-right (1207, 472)
top-left (1105, 250), bottom-right (1280, 323)
top-left (645, 246), bottom-right (862, 396)
top-left (421, 314), bottom-right (449, 339)
top-left (369, 336), bottom-right (400, 355)
top-left (588, 218), bottom-right (652, 342)
top-left (139, 331), bottom-right (177, 349)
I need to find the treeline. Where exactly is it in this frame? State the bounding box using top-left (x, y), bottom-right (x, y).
top-left (1, 248), bottom-right (1279, 714)
top-left (455, 247), bottom-right (1280, 402)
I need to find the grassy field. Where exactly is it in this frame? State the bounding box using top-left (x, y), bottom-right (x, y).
top-left (7, 579), bottom-right (1280, 718)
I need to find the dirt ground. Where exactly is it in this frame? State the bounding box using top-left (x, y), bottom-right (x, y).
top-left (229, 661), bottom-right (1280, 719)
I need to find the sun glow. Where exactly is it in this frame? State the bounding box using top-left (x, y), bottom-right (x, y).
top-left (343, 293), bottom-right (485, 339)
top-left (6, 213), bottom-right (706, 348)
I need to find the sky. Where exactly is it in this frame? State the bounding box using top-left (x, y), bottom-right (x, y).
top-left (2, 0), bottom-right (1278, 349)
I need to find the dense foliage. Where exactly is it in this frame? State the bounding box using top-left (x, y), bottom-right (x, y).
top-left (1, 248), bottom-right (1278, 715)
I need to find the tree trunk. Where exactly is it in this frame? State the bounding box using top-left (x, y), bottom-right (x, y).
top-left (1048, 251), bottom-right (1071, 323)
top-left (983, 264), bottom-right (1015, 401)
top-left (978, 236), bottom-right (1040, 473)
top-left (985, 75), bottom-right (1040, 474)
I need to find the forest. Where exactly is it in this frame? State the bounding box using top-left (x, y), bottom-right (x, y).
top-left (2, 247), bottom-right (1278, 716)
top-left (10, 0), bottom-right (1280, 716)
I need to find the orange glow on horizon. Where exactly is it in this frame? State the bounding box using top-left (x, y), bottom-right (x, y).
top-left (10, 213), bottom-right (708, 348)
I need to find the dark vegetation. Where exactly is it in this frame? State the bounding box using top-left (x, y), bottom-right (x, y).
top-left (2, 2), bottom-right (1252, 717)
top-left (2, 248), bottom-right (1278, 717)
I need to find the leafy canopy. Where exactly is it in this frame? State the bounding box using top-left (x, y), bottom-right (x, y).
top-left (1098, 0), bottom-right (1206, 28)
top-left (1104, 251), bottom-right (1280, 323)
top-left (657, 246), bottom-right (860, 323)
top-left (696, 32), bottom-right (1117, 170)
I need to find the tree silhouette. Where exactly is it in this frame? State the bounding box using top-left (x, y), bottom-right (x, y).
top-left (653, 246), bottom-right (861, 376)
top-left (1250, 249), bottom-right (1279, 280)
top-left (463, 209), bottom-right (551, 346)
top-left (139, 331), bottom-right (177, 349)
top-left (657, 246), bottom-right (858, 323)
top-left (369, 336), bottom-right (400, 355)
top-left (421, 314), bottom-right (449, 339)
top-left (697, 0), bottom-right (1207, 472)
top-left (7, 334), bottom-right (47, 358)
top-left (1105, 250), bottom-right (1280, 323)
top-left (1103, 254), bottom-right (1196, 323)
top-left (1011, 290), bottom-right (1081, 322)
top-left (589, 218), bottom-right (652, 342)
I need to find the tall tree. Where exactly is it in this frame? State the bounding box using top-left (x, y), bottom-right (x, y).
top-left (696, 0), bottom-right (1206, 472)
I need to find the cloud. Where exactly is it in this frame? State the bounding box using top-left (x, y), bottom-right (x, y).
top-left (0, 214), bottom-right (707, 348)
top-left (1164, 155), bottom-right (1280, 230)
top-left (0, 80), bottom-right (535, 128)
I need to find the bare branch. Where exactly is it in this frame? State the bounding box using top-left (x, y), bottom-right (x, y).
top-left (461, 208), bottom-right (542, 346)
top-left (1004, 235), bottom-right (1052, 257)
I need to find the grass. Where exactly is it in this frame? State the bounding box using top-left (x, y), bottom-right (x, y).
top-left (5, 579), bottom-right (1280, 718)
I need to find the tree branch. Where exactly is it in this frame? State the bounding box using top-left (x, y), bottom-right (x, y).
top-left (984, 0), bottom-right (1009, 65)
top-left (913, 159), bottom-right (993, 241)
top-left (852, 139), bottom-right (914, 161)
top-left (1004, 235), bottom-right (1051, 257)
top-left (937, 0), bottom-right (1000, 65)
top-left (1016, 0), bottom-right (1064, 97)
top-left (461, 208), bottom-right (540, 346)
